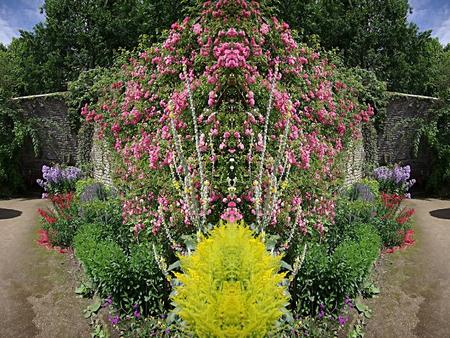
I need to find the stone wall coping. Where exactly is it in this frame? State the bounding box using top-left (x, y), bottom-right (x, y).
top-left (12, 91), bottom-right (68, 100)
top-left (387, 91), bottom-right (439, 100)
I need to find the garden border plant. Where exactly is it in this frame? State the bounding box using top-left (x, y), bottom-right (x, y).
top-left (35, 1), bottom-right (418, 336)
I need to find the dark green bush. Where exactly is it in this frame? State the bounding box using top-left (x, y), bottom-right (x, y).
top-left (73, 223), bottom-right (126, 291)
top-left (371, 216), bottom-right (406, 248)
top-left (73, 223), bottom-right (169, 315)
top-left (44, 216), bottom-right (82, 247)
top-left (292, 223), bottom-right (380, 316)
top-left (77, 198), bottom-right (132, 250)
top-left (330, 223), bottom-right (381, 302)
top-left (327, 198), bottom-right (376, 251)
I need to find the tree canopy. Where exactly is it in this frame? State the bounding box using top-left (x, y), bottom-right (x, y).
top-left (0, 0), bottom-right (448, 97)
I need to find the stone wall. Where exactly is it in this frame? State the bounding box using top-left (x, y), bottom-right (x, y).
top-left (91, 128), bottom-right (114, 186)
top-left (14, 92), bottom-right (77, 186)
top-left (343, 138), bottom-right (365, 187)
top-left (378, 92), bottom-right (438, 186)
top-left (342, 92), bottom-right (438, 186)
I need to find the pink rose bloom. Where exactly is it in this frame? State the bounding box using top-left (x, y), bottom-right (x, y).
top-left (260, 23), bottom-right (270, 35)
top-left (192, 23), bottom-right (202, 35)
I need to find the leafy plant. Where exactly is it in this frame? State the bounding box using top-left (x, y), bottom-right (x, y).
top-left (414, 90), bottom-right (450, 196)
top-left (292, 223), bottom-right (380, 316)
top-left (73, 223), bottom-right (169, 315)
top-left (0, 91), bottom-right (39, 196)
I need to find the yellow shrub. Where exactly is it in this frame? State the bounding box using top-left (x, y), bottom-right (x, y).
top-left (171, 222), bottom-right (289, 337)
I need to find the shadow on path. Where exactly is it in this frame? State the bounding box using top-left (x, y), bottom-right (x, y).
top-left (0, 208), bottom-right (22, 220)
top-left (429, 208), bottom-right (450, 220)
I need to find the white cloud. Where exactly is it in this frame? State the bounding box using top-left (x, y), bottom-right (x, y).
top-left (0, 1), bottom-right (44, 46)
top-left (408, 0), bottom-right (450, 45)
top-left (0, 16), bottom-right (16, 46)
top-left (21, 0), bottom-right (45, 22)
top-left (434, 17), bottom-right (450, 45)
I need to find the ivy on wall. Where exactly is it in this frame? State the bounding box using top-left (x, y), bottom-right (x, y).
top-left (0, 92), bottom-right (39, 196)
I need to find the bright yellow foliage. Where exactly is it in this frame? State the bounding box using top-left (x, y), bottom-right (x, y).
top-left (171, 222), bottom-right (289, 337)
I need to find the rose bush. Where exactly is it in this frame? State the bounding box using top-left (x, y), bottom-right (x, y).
top-left (82, 0), bottom-right (373, 252)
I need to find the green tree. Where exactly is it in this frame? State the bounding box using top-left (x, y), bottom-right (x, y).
top-left (276, 0), bottom-right (442, 96)
top-left (7, 0), bottom-right (193, 96)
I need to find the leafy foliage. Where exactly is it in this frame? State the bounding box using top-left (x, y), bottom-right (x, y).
top-left (413, 49), bottom-right (450, 196)
top-left (291, 223), bottom-right (380, 316)
top-left (4, 0), bottom-right (194, 96)
top-left (276, 0), bottom-right (446, 96)
top-left (74, 222), bottom-right (169, 315)
top-left (0, 93), bottom-right (38, 196)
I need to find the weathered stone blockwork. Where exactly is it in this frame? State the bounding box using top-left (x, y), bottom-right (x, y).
top-left (343, 139), bottom-right (364, 187)
top-left (378, 93), bottom-right (438, 185)
top-left (91, 128), bottom-right (114, 186)
top-left (341, 93), bottom-right (438, 187)
top-left (14, 93), bottom-right (77, 186)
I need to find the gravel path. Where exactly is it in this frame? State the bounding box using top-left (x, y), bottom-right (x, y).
top-left (366, 198), bottom-right (450, 338)
top-left (0, 198), bottom-right (90, 338)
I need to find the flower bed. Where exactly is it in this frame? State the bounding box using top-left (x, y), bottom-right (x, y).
top-left (35, 1), bottom-right (416, 336)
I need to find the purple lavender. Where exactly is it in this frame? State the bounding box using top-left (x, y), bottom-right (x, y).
top-left (318, 303), bottom-right (325, 319)
top-left (373, 164), bottom-right (415, 195)
top-left (37, 165), bottom-right (83, 195)
top-left (133, 304), bottom-right (141, 319)
top-left (102, 296), bottom-right (112, 308)
top-left (338, 315), bottom-right (349, 326)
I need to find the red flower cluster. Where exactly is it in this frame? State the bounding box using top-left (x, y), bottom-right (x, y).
top-left (383, 230), bottom-right (415, 254)
top-left (380, 192), bottom-right (403, 210)
top-left (380, 192), bottom-right (416, 254)
top-left (396, 208), bottom-right (415, 225)
top-left (37, 208), bottom-right (56, 224)
top-left (49, 192), bottom-right (74, 215)
top-left (36, 192), bottom-right (74, 254)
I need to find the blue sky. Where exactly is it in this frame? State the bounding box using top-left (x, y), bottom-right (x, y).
top-left (0, 0), bottom-right (449, 46)
top-left (409, 0), bottom-right (450, 44)
top-left (0, 0), bottom-right (44, 46)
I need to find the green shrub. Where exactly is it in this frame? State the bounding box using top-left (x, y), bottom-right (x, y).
top-left (371, 216), bottom-right (406, 248)
top-left (291, 242), bottom-right (329, 316)
top-left (73, 223), bottom-right (169, 315)
top-left (78, 198), bottom-right (132, 250)
top-left (292, 223), bottom-right (380, 316)
top-left (44, 216), bottom-right (82, 247)
top-left (330, 223), bottom-right (381, 302)
top-left (73, 223), bottom-right (126, 291)
top-left (359, 178), bottom-right (380, 197)
top-left (128, 242), bottom-right (169, 315)
top-left (75, 178), bottom-right (97, 198)
top-left (327, 198), bottom-right (375, 251)
top-left (75, 178), bottom-right (113, 202)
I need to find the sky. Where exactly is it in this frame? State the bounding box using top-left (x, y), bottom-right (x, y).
top-left (0, 0), bottom-right (44, 46)
top-left (409, 0), bottom-right (450, 45)
top-left (0, 0), bottom-right (449, 46)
